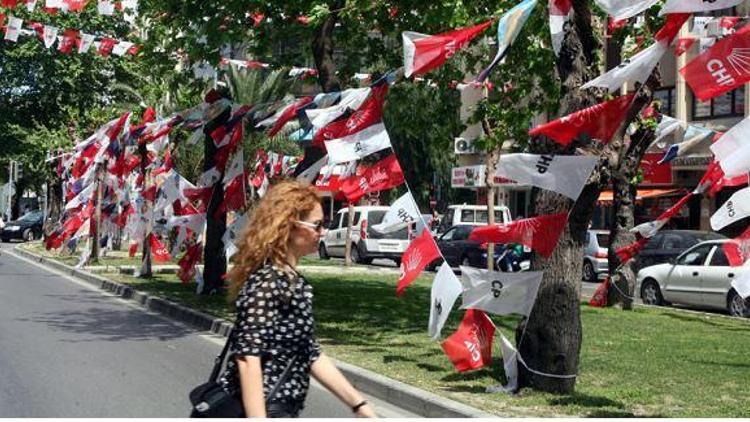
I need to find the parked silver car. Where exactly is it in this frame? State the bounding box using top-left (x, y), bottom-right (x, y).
top-left (583, 230), bottom-right (609, 282)
top-left (636, 239), bottom-right (750, 317)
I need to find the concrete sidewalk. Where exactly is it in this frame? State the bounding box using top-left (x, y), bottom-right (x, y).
top-left (11, 245), bottom-right (493, 418)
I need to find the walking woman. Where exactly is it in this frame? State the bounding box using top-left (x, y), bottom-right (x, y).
top-left (220, 180), bottom-right (377, 418)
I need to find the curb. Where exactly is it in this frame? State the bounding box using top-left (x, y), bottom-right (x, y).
top-left (11, 245), bottom-right (494, 418)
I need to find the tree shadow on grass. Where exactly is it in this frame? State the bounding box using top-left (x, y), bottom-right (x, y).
top-left (548, 392), bottom-right (624, 409)
top-left (416, 362), bottom-right (445, 372)
top-left (661, 311), bottom-right (744, 331)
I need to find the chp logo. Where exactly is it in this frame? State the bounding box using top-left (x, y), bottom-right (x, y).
top-left (400, 249), bottom-right (424, 280)
top-left (706, 48), bottom-right (750, 88)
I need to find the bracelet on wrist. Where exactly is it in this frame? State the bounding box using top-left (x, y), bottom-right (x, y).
top-left (351, 400), bottom-right (368, 413)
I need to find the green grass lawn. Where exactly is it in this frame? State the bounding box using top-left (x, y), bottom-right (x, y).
top-left (23, 243), bottom-right (750, 417)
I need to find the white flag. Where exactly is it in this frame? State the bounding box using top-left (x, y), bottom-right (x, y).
top-left (223, 212), bottom-right (248, 259)
top-left (581, 41), bottom-right (667, 93)
top-left (710, 186), bottom-right (750, 230)
top-left (594, 0), bottom-right (658, 20)
top-left (305, 87), bottom-right (371, 129)
top-left (223, 148), bottom-right (244, 184)
top-left (4, 16), bottom-right (23, 42)
top-left (651, 115), bottom-right (682, 147)
top-left (26, 0), bottom-right (38, 11)
top-left (65, 184), bottom-right (95, 210)
top-left (197, 167), bottom-right (222, 188)
top-left (660, 0), bottom-right (743, 15)
top-left (459, 267), bottom-right (543, 316)
top-left (710, 117), bottom-right (750, 178)
top-left (428, 262), bottom-right (464, 340)
top-left (296, 155), bottom-right (328, 184)
top-left (372, 192), bottom-right (421, 234)
top-left (42, 25), bottom-right (58, 49)
top-left (487, 333), bottom-right (520, 393)
top-left (167, 213), bottom-right (206, 235)
top-left (45, 0), bottom-right (63, 7)
top-left (98, 0), bottom-right (115, 15)
top-left (731, 272), bottom-right (750, 299)
top-left (324, 123), bottom-right (392, 165)
top-left (78, 33), bottom-right (95, 53)
top-left (495, 154), bottom-right (598, 201)
top-left (112, 41), bottom-right (134, 56)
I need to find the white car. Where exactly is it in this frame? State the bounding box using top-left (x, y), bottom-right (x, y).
top-left (636, 239), bottom-right (750, 317)
top-left (318, 206), bottom-right (417, 265)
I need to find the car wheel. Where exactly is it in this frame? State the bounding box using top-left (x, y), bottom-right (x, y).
top-left (727, 289), bottom-right (749, 318)
top-left (393, 257), bottom-right (401, 267)
top-left (640, 278), bottom-right (665, 306)
top-left (351, 245), bottom-right (362, 264)
top-left (22, 229), bottom-right (33, 242)
top-left (1, 238), bottom-right (8, 243)
top-left (582, 260), bottom-right (596, 282)
top-left (318, 243), bottom-right (330, 260)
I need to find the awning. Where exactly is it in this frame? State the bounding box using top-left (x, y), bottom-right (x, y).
top-left (597, 188), bottom-right (681, 205)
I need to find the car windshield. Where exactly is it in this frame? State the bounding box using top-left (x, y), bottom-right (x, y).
top-left (18, 211), bottom-right (42, 222)
top-left (367, 211), bottom-right (387, 225)
top-left (596, 233), bottom-right (610, 248)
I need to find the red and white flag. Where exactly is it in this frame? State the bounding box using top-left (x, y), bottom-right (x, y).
top-left (215, 151), bottom-right (247, 217)
top-left (340, 154), bottom-right (405, 203)
top-left (710, 117), bottom-right (750, 178)
top-left (257, 97), bottom-right (313, 137)
top-left (528, 94), bottom-right (635, 146)
top-left (549, 0), bottom-right (573, 57)
top-left (314, 83), bottom-right (387, 146)
top-left (441, 309), bottom-right (495, 373)
top-left (631, 192), bottom-right (693, 239)
top-left (468, 213), bottom-right (568, 258)
top-left (660, 0), bottom-right (743, 15)
top-left (723, 226), bottom-right (750, 267)
top-left (694, 161), bottom-right (725, 194)
top-left (594, 0), bottom-right (658, 20)
top-left (402, 20), bottom-right (493, 78)
top-left (680, 25), bottom-right (750, 102)
top-left (306, 87), bottom-right (372, 129)
top-left (184, 167), bottom-right (221, 205)
top-left (708, 172), bottom-right (749, 198)
top-left (710, 186), bottom-right (750, 230)
top-left (97, 37), bottom-right (117, 56)
top-left (148, 233), bottom-right (171, 263)
top-left (177, 243), bottom-right (203, 284)
top-left (674, 38), bottom-right (697, 56)
top-left (396, 229), bottom-right (441, 296)
top-left (615, 237), bottom-right (649, 264)
top-left (4, 15), bottom-right (22, 42)
top-left (324, 123), bottom-right (393, 165)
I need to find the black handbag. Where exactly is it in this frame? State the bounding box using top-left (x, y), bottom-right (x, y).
top-left (189, 329), bottom-right (298, 418)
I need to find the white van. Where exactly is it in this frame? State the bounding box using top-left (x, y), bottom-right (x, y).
top-left (439, 204), bottom-right (513, 233)
top-left (318, 206), bottom-right (416, 265)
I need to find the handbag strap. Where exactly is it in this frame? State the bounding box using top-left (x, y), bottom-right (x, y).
top-left (265, 355), bottom-right (298, 404)
top-left (208, 328), bottom-right (234, 383)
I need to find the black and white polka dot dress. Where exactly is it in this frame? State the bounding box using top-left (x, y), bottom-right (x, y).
top-left (220, 263), bottom-right (321, 407)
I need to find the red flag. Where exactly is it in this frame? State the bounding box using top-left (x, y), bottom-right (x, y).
top-left (340, 154), bottom-right (405, 203)
top-left (589, 278), bottom-right (610, 307)
top-left (178, 243), bottom-right (203, 283)
top-left (149, 233), bottom-right (171, 263)
top-left (58, 29), bottom-right (79, 53)
top-left (528, 94), bottom-right (635, 146)
top-left (142, 185), bottom-right (157, 202)
top-left (615, 237), bottom-right (649, 264)
top-left (694, 161), bottom-right (725, 195)
top-left (403, 20), bottom-right (493, 77)
top-left (654, 13), bottom-right (691, 45)
top-left (214, 174), bottom-right (247, 218)
top-left (441, 309), bottom-right (495, 372)
top-left (313, 84), bottom-right (387, 146)
top-left (1, 0), bottom-right (17, 8)
top-left (724, 226), bottom-right (750, 267)
top-left (680, 25), bottom-right (750, 102)
top-left (468, 213), bottom-right (568, 258)
top-left (607, 17), bottom-right (627, 36)
top-left (674, 37), bottom-right (697, 56)
top-left (267, 97), bottom-right (313, 137)
top-left (65, 0), bottom-right (89, 11)
top-left (97, 38), bottom-right (117, 56)
top-left (128, 242), bottom-right (139, 258)
top-left (396, 229), bottom-right (441, 296)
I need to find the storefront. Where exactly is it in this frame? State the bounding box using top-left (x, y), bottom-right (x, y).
top-left (450, 164), bottom-right (531, 219)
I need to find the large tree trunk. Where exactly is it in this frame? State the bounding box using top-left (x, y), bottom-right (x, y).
top-left (311, 0), bottom-right (343, 94)
top-left (137, 141), bottom-right (153, 277)
top-left (200, 104), bottom-right (231, 295)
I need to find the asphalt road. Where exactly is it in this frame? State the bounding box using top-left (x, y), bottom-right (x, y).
top-left (0, 243), bottom-right (418, 418)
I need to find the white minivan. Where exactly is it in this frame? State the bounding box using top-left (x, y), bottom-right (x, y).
top-left (318, 206), bottom-right (421, 265)
top-left (438, 204), bottom-right (513, 234)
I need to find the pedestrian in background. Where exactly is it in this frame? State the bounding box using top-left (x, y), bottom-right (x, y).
top-left (221, 180), bottom-right (377, 418)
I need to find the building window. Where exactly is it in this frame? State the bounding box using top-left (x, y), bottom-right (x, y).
top-left (653, 87), bottom-right (676, 116)
top-left (692, 86), bottom-right (745, 120)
